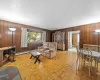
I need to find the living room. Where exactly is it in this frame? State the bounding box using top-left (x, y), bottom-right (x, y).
top-left (0, 0), bottom-right (100, 80)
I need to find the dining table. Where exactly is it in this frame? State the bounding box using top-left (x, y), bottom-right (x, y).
top-left (82, 50), bottom-right (100, 58)
top-left (81, 50), bottom-right (100, 71)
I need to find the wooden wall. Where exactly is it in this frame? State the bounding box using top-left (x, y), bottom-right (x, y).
top-left (72, 33), bottom-right (78, 47)
top-left (1, 20), bottom-right (100, 51)
top-left (52, 22), bottom-right (100, 50)
top-left (0, 20), bottom-right (52, 52)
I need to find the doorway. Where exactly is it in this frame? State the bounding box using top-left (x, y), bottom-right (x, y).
top-left (68, 30), bottom-right (80, 52)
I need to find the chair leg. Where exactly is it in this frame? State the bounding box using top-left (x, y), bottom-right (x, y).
top-left (97, 73), bottom-right (100, 80)
top-left (80, 58), bottom-right (82, 69)
top-left (90, 60), bottom-right (92, 72)
top-left (82, 56), bottom-right (85, 66)
top-left (78, 57), bottom-right (80, 70)
top-left (95, 60), bottom-right (99, 72)
top-left (89, 61), bottom-right (91, 76)
top-left (95, 60), bottom-right (97, 70)
top-left (97, 62), bottom-right (98, 71)
top-left (95, 60), bottom-right (98, 72)
top-left (83, 60), bottom-right (85, 66)
top-left (76, 56), bottom-right (79, 74)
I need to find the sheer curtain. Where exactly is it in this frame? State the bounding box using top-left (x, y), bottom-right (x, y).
top-left (21, 28), bottom-right (28, 47)
top-left (41, 31), bottom-right (46, 42)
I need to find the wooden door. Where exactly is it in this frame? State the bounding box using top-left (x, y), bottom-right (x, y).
top-left (72, 33), bottom-right (78, 47)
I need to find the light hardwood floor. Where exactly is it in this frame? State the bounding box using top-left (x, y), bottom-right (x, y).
top-left (3, 51), bottom-right (99, 80)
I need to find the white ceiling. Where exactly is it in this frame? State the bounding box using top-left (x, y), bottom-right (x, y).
top-left (0, 0), bottom-right (100, 30)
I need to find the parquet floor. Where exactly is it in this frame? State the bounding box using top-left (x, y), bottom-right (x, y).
top-left (3, 51), bottom-right (100, 80)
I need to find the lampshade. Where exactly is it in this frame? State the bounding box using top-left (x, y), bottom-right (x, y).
top-left (9, 28), bottom-right (16, 31)
top-left (95, 29), bottom-right (100, 33)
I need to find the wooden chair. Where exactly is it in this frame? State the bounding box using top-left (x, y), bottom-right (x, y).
top-left (94, 57), bottom-right (100, 72)
top-left (76, 47), bottom-right (93, 75)
top-left (82, 49), bottom-right (93, 75)
top-left (76, 46), bottom-right (84, 73)
top-left (97, 72), bottom-right (100, 80)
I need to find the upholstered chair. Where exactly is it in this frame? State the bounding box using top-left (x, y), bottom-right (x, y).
top-left (38, 42), bottom-right (57, 58)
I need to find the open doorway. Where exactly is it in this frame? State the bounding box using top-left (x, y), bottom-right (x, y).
top-left (68, 30), bottom-right (80, 52)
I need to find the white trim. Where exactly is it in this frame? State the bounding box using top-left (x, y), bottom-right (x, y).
top-left (15, 50), bottom-right (32, 55)
top-left (21, 28), bottom-right (28, 47)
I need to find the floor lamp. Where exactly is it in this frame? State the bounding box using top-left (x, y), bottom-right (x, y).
top-left (9, 28), bottom-right (16, 47)
top-left (95, 29), bottom-right (100, 52)
top-left (9, 28), bottom-right (16, 62)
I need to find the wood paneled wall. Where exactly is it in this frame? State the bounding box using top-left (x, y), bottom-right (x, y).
top-left (52, 23), bottom-right (100, 50)
top-left (0, 20), bottom-right (51, 52)
top-left (1, 20), bottom-right (100, 51)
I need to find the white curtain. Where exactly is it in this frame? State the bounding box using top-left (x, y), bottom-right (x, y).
top-left (41, 31), bottom-right (46, 42)
top-left (68, 32), bottom-right (72, 48)
top-left (21, 28), bottom-right (28, 47)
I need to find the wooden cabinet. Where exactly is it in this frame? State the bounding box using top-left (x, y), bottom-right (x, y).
top-left (52, 31), bottom-right (65, 51)
top-left (0, 47), bottom-right (10, 66)
top-left (0, 51), bottom-right (3, 66)
top-left (0, 21), bottom-right (3, 48)
top-left (0, 47), bottom-right (15, 66)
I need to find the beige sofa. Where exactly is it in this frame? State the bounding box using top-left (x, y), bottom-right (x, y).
top-left (38, 42), bottom-right (57, 59)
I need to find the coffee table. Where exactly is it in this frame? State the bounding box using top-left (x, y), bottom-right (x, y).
top-left (30, 50), bottom-right (41, 64)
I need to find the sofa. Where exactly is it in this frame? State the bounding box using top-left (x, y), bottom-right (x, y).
top-left (38, 42), bottom-right (57, 59)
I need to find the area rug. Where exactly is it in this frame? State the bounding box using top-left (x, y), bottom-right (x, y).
top-left (0, 66), bottom-right (22, 80)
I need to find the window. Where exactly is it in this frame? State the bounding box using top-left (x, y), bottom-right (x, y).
top-left (27, 31), bottom-right (42, 43)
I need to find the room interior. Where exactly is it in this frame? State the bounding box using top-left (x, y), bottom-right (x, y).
top-left (68, 30), bottom-right (80, 52)
top-left (1, 0), bottom-right (100, 80)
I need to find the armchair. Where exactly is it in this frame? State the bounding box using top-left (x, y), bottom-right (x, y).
top-left (38, 42), bottom-right (57, 58)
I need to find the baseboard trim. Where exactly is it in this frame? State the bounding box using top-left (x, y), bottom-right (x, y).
top-left (16, 51), bottom-right (31, 55)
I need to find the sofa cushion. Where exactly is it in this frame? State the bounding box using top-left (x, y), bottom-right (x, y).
top-left (44, 50), bottom-right (50, 53)
top-left (49, 43), bottom-right (57, 50)
top-left (43, 42), bottom-right (49, 48)
top-left (38, 42), bottom-right (57, 58)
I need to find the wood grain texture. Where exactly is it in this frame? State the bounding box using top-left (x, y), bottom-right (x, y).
top-left (3, 51), bottom-right (98, 80)
top-left (0, 21), bottom-right (2, 48)
top-left (1, 19), bottom-right (100, 52)
top-left (52, 22), bottom-right (100, 50)
top-left (0, 20), bottom-right (51, 52)
top-left (0, 51), bottom-right (3, 66)
top-left (72, 33), bottom-right (78, 47)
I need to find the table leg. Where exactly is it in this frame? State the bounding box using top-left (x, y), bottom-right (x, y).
top-left (34, 55), bottom-right (40, 64)
top-left (10, 53), bottom-right (16, 62)
top-left (95, 58), bottom-right (98, 72)
top-left (30, 55), bottom-right (33, 59)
